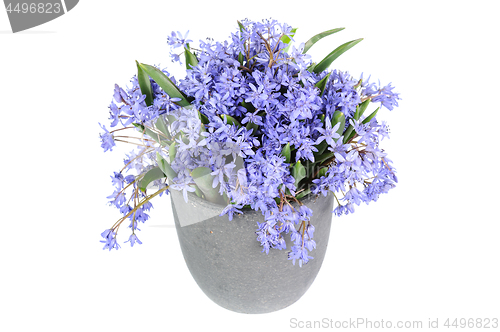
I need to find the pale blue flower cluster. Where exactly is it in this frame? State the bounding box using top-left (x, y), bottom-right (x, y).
top-left (99, 19), bottom-right (400, 266)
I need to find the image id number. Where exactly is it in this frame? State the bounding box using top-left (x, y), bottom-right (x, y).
top-left (6, 2), bottom-right (61, 14)
top-left (444, 318), bottom-right (499, 329)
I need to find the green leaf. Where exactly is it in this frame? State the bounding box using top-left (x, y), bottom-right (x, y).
top-left (314, 72), bottom-right (331, 96)
top-left (198, 111), bottom-right (209, 125)
top-left (296, 188), bottom-right (311, 200)
top-left (313, 140), bottom-right (328, 160)
top-left (156, 152), bottom-right (177, 179)
top-left (318, 167), bottom-right (328, 177)
top-left (136, 61), bottom-right (153, 107)
top-left (237, 20), bottom-right (245, 32)
top-left (345, 107), bottom-right (380, 143)
top-left (281, 143), bottom-right (291, 163)
top-left (362, 107), bottom-right (379, 124)
top-left (169, 142), bottom-right (177, 163)
top-left (139, 167), bottom-right (166, 193)
top-left (281, 28), bottom-right (297, 46)
top-left (222, 114), bottom-right (241, 128)
top-left (191, 167), bottom-right (225, 204)
top-left (281, 27), bottom-right (298, 54)
top-left (331, 111), bottom-right (345, 142)
top-left (137, 63), bottom-right (190, 107)
top-left (246, 121), bottom-right (259, 134)
top-left (303, 27), bottom-right (344, 54)
top-left (355, 99), bottom-right (371, 120)
top-left (240, 100), bottom-right (256, 113)
top-left (193, 184), bottom-right (203, 198)
top-left (238, 52), bottom-right (244, 65)
top-left (315, 151), bottom-right (335, 165)
top-left (155, 115), bottom-right (171, 139)
top-left (313, 38), bottom-right (363, 74)
top-left (307, 63), bottom-right (317, 73)
top-left (342, 126), bottom-right (354, 144)
top-left (342, 100), bottom-right (370, 143)
top-left (184, 44), bottom-right (199, 70)
top-left (292, 161), bottom-right (307, 189)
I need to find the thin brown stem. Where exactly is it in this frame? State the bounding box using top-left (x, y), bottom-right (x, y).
top-left (111, 186), bottom-right (170, 230)
top-left (120, 147), bottom-right (154, 173)
top-left (114, 139), bottom-right (150, 148)
top-left (381, 158), bottom-right (396, 177)
top-left (114, 135), bottom-right (155, 142)
top-left (109, 126), bottom-right (134, 134)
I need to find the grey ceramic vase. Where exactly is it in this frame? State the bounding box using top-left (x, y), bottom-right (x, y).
top-left (170, 189), bottom-right (334, 314)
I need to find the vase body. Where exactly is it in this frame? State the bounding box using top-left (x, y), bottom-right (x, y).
top-left (170, 190), bottom-right (334, 314)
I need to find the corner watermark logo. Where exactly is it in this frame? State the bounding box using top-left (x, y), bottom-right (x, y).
top-left (3, 0), bottom-right (78, 33)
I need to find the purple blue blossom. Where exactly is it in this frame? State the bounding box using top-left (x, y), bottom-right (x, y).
top-left (98, 19), bottom-right (400, 266)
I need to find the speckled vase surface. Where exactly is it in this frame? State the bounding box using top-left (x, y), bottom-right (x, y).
top-left (171, 190), bottom-right (334, 314)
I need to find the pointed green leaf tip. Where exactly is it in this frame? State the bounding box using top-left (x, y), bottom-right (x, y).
top-left (237, 20), bottom-right (245, 32)
top-left (344, 106), bottom-right (380, 143)
top-left (184, 44), bottom-right (199, 70)
top-left (136, 60), bottom-right (153, 107)
top-left (137, 63), bottom-right (190, 107)
top-left (355, 99), bottom-right (371, 121)
top-left (343, 100), bottom-right (370, 143)
top-left (303, 27), bottom-right (344, 54)
top-left (314, 72), bottom-right (331, 96)
top-left (281, 143), bottom-right (291, 163)
top-left (362, 107), bottom-right (380, 124)
top-left (313, 38), bottom-right (363, 73)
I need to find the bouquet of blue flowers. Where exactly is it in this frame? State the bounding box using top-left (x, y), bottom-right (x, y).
top-left (99, 18), bottom-right (400, 267)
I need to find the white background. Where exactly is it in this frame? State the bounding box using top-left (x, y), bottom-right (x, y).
top-left (1, 1), bottom-right (499, 331)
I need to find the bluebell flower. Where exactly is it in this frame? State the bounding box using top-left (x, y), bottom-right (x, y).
top-left (100, 229), bottom-right (120, 251)
top-left (170, 180), bottom-right (196, 203)
top-left (333, 204), bottom-right (346, 217)
top-left (120, 204), bottom-right (132, 216)
top-left (304, 237), bottom-right (316, 252)
top-left (110, 172), bottom-right (125, 189)
top-left (167, 31), bottom-right (193, 49)
top-left (124, 175), bottom-right (135, 184)
top-left (288, 245), bottom-right (313, 267)
top-left (108, 102), bottom-right (120, 127)
top-left (241, 110), bottom-right (263, 126)
top-left (100, 19), bottom-right (400, 264)
top-left (125, 233), bottom-right (143, 247)
top-left (107, 190), bottom-right (126, 209)
top-left (295, 140), bottom-right (318, 162)
top-left (130, 207), bottom-right (150, 223)
top-left (113, 84), bottom-right (127, 104)
top-left (99, 123), bottom-right (115, 152)
top-left (315, 118), bottom-right (341, 146)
